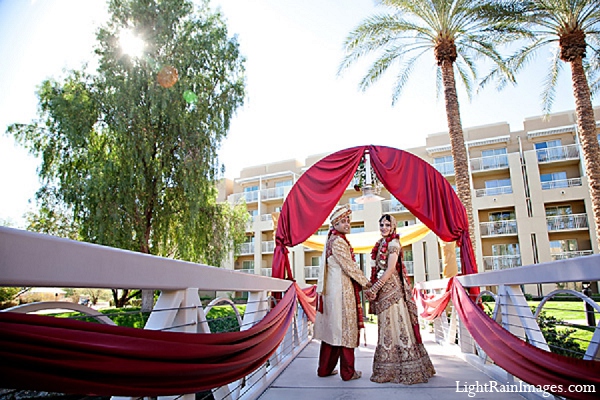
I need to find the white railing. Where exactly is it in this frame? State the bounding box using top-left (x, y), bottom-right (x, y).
top-left (475, 186), bottom-right (513, 197)
top-left (482, 255), bottom-right (522, 271)
top-left (231, 190), bottom-right (260, 203)
top-left (261, 268), bottom-right (272, 277)
top-left (261, 186), bottom-right (291, 201)
top-left (536, 144), bottom-right (580, 163)
top-left (547, 213), bottom-right (589, 231)
top-left (416, 255), bottom-right (600, 397)
top-left (551, 250), bottom-right (594, 261)
top-left (238, 242), bottom-right (255, 255)
top-left (470, 154), bottom-right (509, 172)
top-left (433, 162), bottom-right (454, 176)
top-left (261, 240), bottom-right (275, 253)
top-left (541, 177), bottom-right (582, 190)
top-left (0, 227), bottom-right (309, 400)
top-left (260, 214), bottom-right (273, 222)
top-left (480, 220), bottom-right (518, 236)
top-left (304, 266), bottom-right (320, 279)
top-left (381, 200), bottom-right (407, 213)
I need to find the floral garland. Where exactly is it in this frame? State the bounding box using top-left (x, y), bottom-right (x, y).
top-left (370, 233), bottom-right (400, 284)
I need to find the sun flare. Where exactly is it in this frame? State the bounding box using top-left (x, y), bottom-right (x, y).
top-left (119, 28), bottom-right (145, 58)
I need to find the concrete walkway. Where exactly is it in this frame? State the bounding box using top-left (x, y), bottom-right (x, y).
top-left (258, 323), bottom-right (527, 400)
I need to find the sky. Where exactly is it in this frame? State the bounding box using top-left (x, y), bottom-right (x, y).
top-left (0, 0), bottom-right (597, 228)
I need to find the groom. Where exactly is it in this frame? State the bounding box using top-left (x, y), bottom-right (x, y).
top-left (313, 204), bottom-right (371, 381)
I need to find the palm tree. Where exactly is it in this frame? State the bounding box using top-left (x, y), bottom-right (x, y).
top-left (506, 0), bottom-right (600, 249)
top-left (339, 0), bottom-right (518, 257)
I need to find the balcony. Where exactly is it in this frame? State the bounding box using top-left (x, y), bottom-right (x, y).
top-left (475, 186), bottom-right (513, 197)
top-left (482, 255), bottom-right (521, 271)
top-left (261, 186), bottom-right (291, 201)
top-left (470, 154), bottom-right (509, 173)
top-left (536, 144), bottom-right (579, 163)
top-left (261, 268), bottom-right (272, 277)
top-left (541, 177), bottom-right (582, 190)
top-left (261, 240), bottom-right (275, 254)
top-left (547, 213), bottom-right (589, 231)
top-left (381, 200), bottom-right (407, 213)
top-left (304, 265), bottom-right (320, 279)
top-left (480, 220), bottom-right (518, 237)
top-left (230, 190), bottom-right (260, 203)
top-left (433, 162), bottom-right (454, 176)
top-left (237, 242), bottom-right (254, 255)
top-left (551, 250), bottom-right (593, 261)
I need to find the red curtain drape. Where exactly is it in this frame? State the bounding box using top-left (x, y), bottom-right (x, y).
top-left (0, 285), bottom-right (298, 397)
top-left (367, 145), bottom-right (477, 276)
top-left (272, 146), bottom-right (366, 281)
top-left (450, 278), bottom-right (600, 400)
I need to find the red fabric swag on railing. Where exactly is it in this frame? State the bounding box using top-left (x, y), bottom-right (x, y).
top-left (0, 285), bottom-right (298, 397)
top-left (450, 278), bottom-right (600, 400)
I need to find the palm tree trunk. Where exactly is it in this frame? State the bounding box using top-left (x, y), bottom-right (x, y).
top-left (440, 60), bottom-right (477, 258)
top-left (570, 59), bottom-right (600, 250)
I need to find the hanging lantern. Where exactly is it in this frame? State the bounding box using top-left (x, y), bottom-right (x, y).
top-left (157, 65), bottom-right (178, 88)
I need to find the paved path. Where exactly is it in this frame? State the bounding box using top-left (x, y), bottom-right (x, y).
top-left (258, 323), bottom-right (528, 400)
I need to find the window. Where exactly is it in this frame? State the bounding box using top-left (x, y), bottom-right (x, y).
top-left (488, 210), bottom-right (515, 221)
top-left (492, 243), bottom-right (520, 256)
top-left (316, 227), bottom-right (329, 235)
top-left (540, 171), bottom-right (567, 189)
top-left (350, 225), bottom-right (365, 234)
top-left (536, 140), bottom-right (563, 161)
top-left (244, 185), bottom-right (259, 192)
top-left (244, 235), bottom-right (254, 243)
top-left (275, 180), bottom-right (292, 188)
top-left (403, 249), bottom-right (413, 262)
top-left (311, 256), bottom-right (320, 266)
top-left (549, 239), bottom-right (577, 253)
top-left (485, 179), bottom-right (512, 195)
top-left (545, 205), bottom-right (572, 216)
top-left (433, 155), bottom-right (454, 175)
top-left (481, 148), bottom-right (508, 169)
top-left (242, 260), bottom-right (254, 270)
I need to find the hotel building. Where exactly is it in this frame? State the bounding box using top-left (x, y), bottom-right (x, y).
top-left (220, 106), bottom-right (600, 297)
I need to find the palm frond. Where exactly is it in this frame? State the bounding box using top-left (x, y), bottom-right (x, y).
top-left (541, 48), bottom-right (563, 115)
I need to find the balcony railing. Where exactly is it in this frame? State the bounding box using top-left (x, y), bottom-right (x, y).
top-left (238, 268), bottom-right (256, 274)
top-left (304, 265), bottom-right (320, 279)
top-left (261, 186), bottom-right (290, 201)
top-left (547, 213), bottom-right (589, 231)
top-left (237, 242), bottom-right (254, 255)
top-left (475, 186), bottom-right (513, 197)
top-left (551, 250), bottom-right (593, 261)
top-left (261, 268), bottom-right (272, 277)
top-left (231, 190), bottom-right (260, 203)
top-left (480, 220), bottom-right (518, 237)
top-left (470, 154), bottom-right (509, 173)
top-left (433, 162), bottom-right (454, 176)
top-left (261, 240), bottom-right (275, 253)
top-left (536, 144), bottom-right (580, 163)
top-left (260, 214), bottom-right (273, 222)
top-left (382, 200), bottom-right (407, 213)
top-left (482, 255), bottom-right (522, 271)
top-left (541, 177), bottom-right (582, 190)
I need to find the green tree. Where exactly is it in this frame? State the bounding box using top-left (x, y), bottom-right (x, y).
top-left (504, 0), bottom-right (600, 250)
top-left (339, 0), bottom-right (519, 255)
top-left (6, 0), bottom-right (248, 308)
